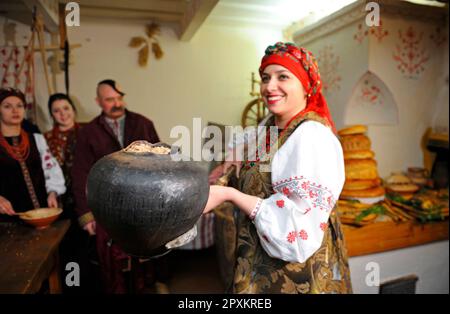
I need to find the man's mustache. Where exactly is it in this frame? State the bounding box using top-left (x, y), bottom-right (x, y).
top-left (111, 106), bottom-right (124, 112)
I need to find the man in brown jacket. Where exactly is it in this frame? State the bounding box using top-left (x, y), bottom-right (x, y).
top-left (72, 79), bottom-right (167, 293)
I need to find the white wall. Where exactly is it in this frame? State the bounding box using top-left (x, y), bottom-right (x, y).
top-left (368, 15), bottom-right (448, 178)
top-left (293, 7), bottom-right (448, 178)
top-left (349, 240), bottom-right (449, 294)
top-left (1, 16), bottom-right (282, 145)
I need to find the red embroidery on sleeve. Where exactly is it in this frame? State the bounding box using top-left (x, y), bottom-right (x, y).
top-left (298, 230), bottom-right (308, 240)
top-left (287, 231), bottom-right (297, 243)
top-left (276, 200), bottom-right (285, 208)
top-left (320, 222), bottom-right (328, 231)
top-left (282, 187), bottom-right (291, 196)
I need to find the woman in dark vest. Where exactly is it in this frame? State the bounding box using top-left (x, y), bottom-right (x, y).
top-left (44, 93), bottom-right (99, 293)
top-left (0, 88), bottom-right (65, 219)
top-left (44, 93), bottom-right (80, 220)
top-left (204, 42), bottom-right (352, 293)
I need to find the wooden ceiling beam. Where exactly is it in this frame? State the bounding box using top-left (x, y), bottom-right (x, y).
top-left (22, 0), bottom-right (59, 33)
top-left (79, 7), bottom-right (182, 22)
top-left (59, 0), bottom-right (186, 13)
top-left (179, 0), bottom-right (218, 41)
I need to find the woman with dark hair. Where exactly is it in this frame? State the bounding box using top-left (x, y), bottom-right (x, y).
top-left (0, 88), bottom-right (65, 218)
top-left (204, 43), bottom-right (352, 294)
top-left (44, 93), bottom-right (80, 215)
top-left (44, 93), bottom-right (98, 294)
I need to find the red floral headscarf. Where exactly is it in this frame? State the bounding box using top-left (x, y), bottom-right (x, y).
top-left (259, 42), bottom-right (336, 133)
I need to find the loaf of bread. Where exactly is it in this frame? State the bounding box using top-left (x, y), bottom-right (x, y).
top-left (343, 178), bottom-right (381, 190)
top-left (345, 159), bottom-right (379, 180)
top-left (340, 186), bottom-right (386, 198)
top-left (338, 125), bottom-right (367, 136)
top-left (344, 150), bottom-right (375, 160)
top-left (340, 134), bottom-right (371, 152)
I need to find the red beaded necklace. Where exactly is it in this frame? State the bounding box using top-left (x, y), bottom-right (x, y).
top-left (0, 128), bottom-right (30, 161)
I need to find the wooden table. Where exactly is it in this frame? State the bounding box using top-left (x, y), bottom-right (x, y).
top-left (0, 219), bottom-right (70, 294)
top-left (343, 220), bottom-right (449, 257)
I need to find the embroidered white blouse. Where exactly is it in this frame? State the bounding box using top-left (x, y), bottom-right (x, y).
top-left (249, 120), bottom-right (345, 264)
top-left (33, 133), bottom-right (66, 196)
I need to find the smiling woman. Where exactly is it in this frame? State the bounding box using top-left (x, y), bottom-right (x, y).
top-left (204, 42), bottom-right (352, 294)
top-left (44, 93), bottom-right (80, 219)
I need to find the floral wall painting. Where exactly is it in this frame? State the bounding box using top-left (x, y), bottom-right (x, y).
top-left (369, 19), bottom-right (388, 43)
top-left (353, 23), bottom-right (368, 44)
top-left (344, 71), bottom-right (398, 126)
top-left (316, 45), bottom-right (341, 95)
top-left (393, 26), bottom-right (429, 79)
top-left (429, 27), bottom-right (446, 48)
top-left (353, 20), bottom-right (388, 44)
top-left (129, 23), bottom-right (164, 67)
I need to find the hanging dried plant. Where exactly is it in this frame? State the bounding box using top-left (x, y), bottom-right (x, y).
top-left (152, 42), bottom-right (163, 59)
top-left (138, 44), bottom-right (149, 67)
top-left (146, 23), bottom-right (161, 38)
top-left (129, 36), bottom-right (146, 48)
top-left (129, 23), bottom-right (164, 68)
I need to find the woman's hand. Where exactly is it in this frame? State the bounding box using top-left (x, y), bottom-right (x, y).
top-left (208, 160), bottom-right (243, 185)
top-left (83, 220), bottom-right (96, 236)
top-left (47, 191), bottom-right (58, 208)
top-left (223, 160), bottom-right (242, 178)
top-left (203, 185), bottom-right (233, 214)
top-left (0, 195), bottom-right (15, 215)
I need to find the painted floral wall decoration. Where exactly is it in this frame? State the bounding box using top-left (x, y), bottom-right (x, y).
top-left (353, 23), bottom-right (368, 44)
top-left (430, 27), bottom-right (446, 47)
top-left (316, 45), bottom-right (341, 94)
top-left (345, 71), bottom-right (398, 125)
top-left (353, 20), bottom-right (388, 44)
top-left (393, 26), bottom-right (429, 79)
top-left (129, 23), bottom-right (164, 67)
top-left (369, 20), bottom-right (388, 43)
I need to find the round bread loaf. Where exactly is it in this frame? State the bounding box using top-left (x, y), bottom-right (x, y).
top-left (340, 186), bottom-right (385, 198)
top-left (340, 134), bottom-right (371, 152)
top-left (385, 173), bottom-right (412, 185)
top-left (344, 150), bottom-right (375, 160)
top-left (345, 159), bottom-right (379, 180)
top-left (338, 125), bottom-right (367, 136)
top-left (343, 178), bottom-right (381, 190)
top-left (386, 183), bottom-right (419, 193)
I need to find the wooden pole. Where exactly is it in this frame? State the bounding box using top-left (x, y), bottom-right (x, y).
top-left (35, 13), bottom-right (53, 95)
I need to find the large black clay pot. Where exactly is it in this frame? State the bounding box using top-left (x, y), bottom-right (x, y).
top-left (87, 141), bottom-right (209, 257)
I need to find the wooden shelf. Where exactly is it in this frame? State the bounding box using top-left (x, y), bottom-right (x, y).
top-left (343, 220), bottom-right (449, 257)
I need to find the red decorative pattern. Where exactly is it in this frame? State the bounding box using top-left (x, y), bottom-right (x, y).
top-left (276, 200), bottom-right (285, 208)
top-left (0, 46), bottom-right (37, 122)
top-left (320, 222), bottom-right (328, 232)
top-left (249, 198), bottom-right (263, 220)
top-left (316, 45), bottom-right (341, 94)
top-left (273, 176), bottom-right (335, 212)
top-left (298, 230), bottom-right (308, 240)
top-left (353, 23), bottom-right (368, 44)
top-left (369, 20), bottom-right (389, 42)
top-left (393, 26), bottom-right (429, 78)
top-left (287, 231), bottom-right (297, 243)
top-left (430, 27), bottom-right (446, 47)
top-left (359, 79), bottom-right (383, 106)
